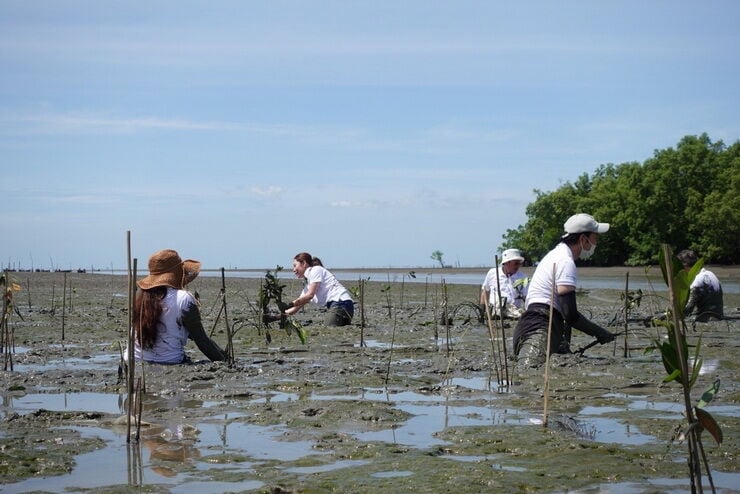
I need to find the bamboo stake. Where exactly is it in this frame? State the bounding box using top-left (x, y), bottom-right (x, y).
top-left (62, 272), bottom-right (68, 342)
top-left (359, 277), bottom-right (366, 348)
top-left (26, 277), bottom-right (31, 311)
top-left (483, 297), bottom-right (502, 387)
top-left (133, 259), bottom-right (143, 394)
top-left (542, 263), bottom-right (557, 427)
top-left (442, 279), bottom-right (451, 356)
top-left (126, 231), bottom-right (134, 443)
top-left (623, 272), bottom-right (630, 358)
top-left (492, 255), bottom-right (511, 388)
top-left (433, 284), bottom-right (439, 350)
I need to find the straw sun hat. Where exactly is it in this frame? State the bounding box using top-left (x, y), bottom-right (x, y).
top-left (137, 249), bottom-right (201, 290)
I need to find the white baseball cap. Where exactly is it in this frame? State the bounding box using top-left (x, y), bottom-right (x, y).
top-left (501, 249), bottom-right (525, 264)
top-left (563, 213), bottom-right (609, 235)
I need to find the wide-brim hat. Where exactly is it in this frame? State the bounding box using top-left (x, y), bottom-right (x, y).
top-left (137, 249), bottom-right (201, 290)
top-left (501, 248), bottom-right (525, 265)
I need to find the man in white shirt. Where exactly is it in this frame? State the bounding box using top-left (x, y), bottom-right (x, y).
top-left (480, 248), bottom-right (529, 319)
top-left (513, 213), bottom-right (616, 368)
top-left (677, 249), bottom-right (724, 322)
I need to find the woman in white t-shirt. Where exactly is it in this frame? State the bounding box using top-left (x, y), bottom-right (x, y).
top-left (127, 249), bottom-right (226, 364)
top-left (281, 252), bottom-right (354, 327)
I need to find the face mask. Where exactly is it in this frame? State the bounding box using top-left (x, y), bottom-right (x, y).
top-left (579, 237), bottom-right (596, 260)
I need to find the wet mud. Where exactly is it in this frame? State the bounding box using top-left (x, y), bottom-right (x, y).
top-left (1, 270), bottom-right (738, 493)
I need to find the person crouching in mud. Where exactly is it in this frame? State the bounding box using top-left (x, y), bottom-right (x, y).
top-left (513, 214), bottom-right (616, 368)
top-left (278, 252), bottom-right (354, 327)
top-left (126, 249), bottom-right (226, 364)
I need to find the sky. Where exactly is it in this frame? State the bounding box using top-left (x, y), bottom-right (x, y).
top-left (2, 1), bottom-right (739, 271)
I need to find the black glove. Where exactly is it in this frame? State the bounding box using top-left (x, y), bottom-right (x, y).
top-left (277, 301), bottom-right (294, 313)
top-left (262, 313), bottom-right (281, 324)
top-left (597, 329), bottom-right (616, 344)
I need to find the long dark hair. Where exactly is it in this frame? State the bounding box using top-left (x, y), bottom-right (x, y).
top-left (133, 286), bottom-right (167, 349)
top-left (294, 252), bottom-right (324, 267)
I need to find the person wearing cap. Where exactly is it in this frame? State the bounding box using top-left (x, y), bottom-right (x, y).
top-left (126, 249), bottom-right (226, 364)
top-left (677, 249), bottom-right (724, 322)
top-left (273, 252), bottom-right (354, 327)
top-left (513, 213), bottom-right (616, 367)
top-left (480, 248), bottom-right (529, 319)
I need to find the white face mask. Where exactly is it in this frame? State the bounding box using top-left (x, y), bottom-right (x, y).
top-left (579, 237), bottom-right (596, 260)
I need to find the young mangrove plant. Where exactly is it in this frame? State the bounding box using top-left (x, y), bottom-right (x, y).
top-left (259, 266), bottom-right (307, 344)
top-left (1, 272), bottom-right (23, 371)
top-left (651, 244), bottom-right (722, 493)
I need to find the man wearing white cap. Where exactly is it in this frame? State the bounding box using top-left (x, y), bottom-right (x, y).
top-left (480, 248), bottom-right (529, 319)
top-left (513, 213), bottom-right (616, 368)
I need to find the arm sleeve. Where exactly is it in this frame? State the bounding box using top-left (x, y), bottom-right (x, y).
top-left (181, 303), bottom-right (227, 361)
top-left (559, 291), bottom-right (614, 343)
top-left (684, 288), bottom-right (699, 316)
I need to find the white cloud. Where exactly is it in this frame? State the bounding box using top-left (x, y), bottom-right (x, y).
top-left (249, 186), bottom-right (283, 197)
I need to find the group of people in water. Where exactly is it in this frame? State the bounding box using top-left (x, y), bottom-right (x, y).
top-left (128, 213), bottom-right (724, 368)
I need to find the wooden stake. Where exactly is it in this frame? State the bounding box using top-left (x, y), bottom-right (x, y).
top-left (623, 272), bottom-right (629, 358)
top-left (543, 263), bottom-right (557, 427)
top-left (126, 231), bottom-right (134, 443)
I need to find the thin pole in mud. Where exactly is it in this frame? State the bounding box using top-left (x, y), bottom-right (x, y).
top-left (61, 272), bottom-right (66, 342)
top-left (26, 276), bottom-right (31, 311)
top-left (492, 255), bottom-right (511, 388)
top-left (542, 263), bottom-right (557, 427)
top-left (50, 282), bottom-right (55, 316)
top-left (359, 277), bottom-right (366, 348)
top-left (443, 279), bottom-right (451, 356)
top-left (484, 297), bottom-right (502, 387)
top-left (126, 232), bottom-right (135, 442)
top-left (424, 276), bottom-right (428, 308)
top-left (623, 272), bottom-right (630, 358)
top-left (433, 284), bottom-right (439, 351)
top-left (384, 300), bottom-right (399, 387)
top-left (220, 268), bottom-right (235, 365)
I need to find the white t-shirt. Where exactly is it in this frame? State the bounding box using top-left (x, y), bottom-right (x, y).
top-left (690, 268), bottom-right (721, 291)
top-left (126, 287), bottom-right (195, 364)
top-left (482, 267), bottom-right (528, 309)
top-left (303, 266), bottom-right (352, 306)
top-left (525, 242), bottom-right (577, 313)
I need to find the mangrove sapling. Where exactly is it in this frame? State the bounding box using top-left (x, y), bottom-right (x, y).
top-left (259, 266), bottom-right (307, 345)
top-left (650, 245), bottom-right (723, 493)
top-left (1, 272), bottom-right (22, 371)
top-left (217, 268), bottom-right (235, 365)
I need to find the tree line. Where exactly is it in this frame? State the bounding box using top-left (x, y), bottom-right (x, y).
top-left (502, 134), bottom-right (739, 266)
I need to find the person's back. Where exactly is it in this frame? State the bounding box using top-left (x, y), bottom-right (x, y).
top-left (677, 249), bottom-right (724, 322)
top-left (687, 267), bottom-right (724, 321)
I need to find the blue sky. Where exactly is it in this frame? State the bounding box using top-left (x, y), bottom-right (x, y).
top-left (2, 1), bottom-right (738, 270)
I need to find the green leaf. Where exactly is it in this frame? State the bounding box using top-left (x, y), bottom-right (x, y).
top-left (662, 368), bottom-right (681, 383)
top-left (695, 407), bottom-right (723, 444)
top-left (295, 325), bottom-right (308, 345)
top-left (689, 357), bottom-right (702, 389)
top-left (659, 341), bottom-right (681, 380)
top-left (697, 379), bottom-right (721, 408)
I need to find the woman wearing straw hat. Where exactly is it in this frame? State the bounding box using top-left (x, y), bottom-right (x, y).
top-left (513, 214), bottom-right (615, 368)
top-left (127, 249), bottom-right (226, 364)
top-left (275, 252), bottom-right (354, 327)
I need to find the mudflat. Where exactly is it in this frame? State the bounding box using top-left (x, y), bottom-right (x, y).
top-left (1, 271), bottom-right (738, 493)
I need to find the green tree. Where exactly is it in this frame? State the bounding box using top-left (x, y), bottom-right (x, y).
top-left (430, 250), bottom-right (445, 268)
top-left (502, 134), bottom-right (739, 265)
